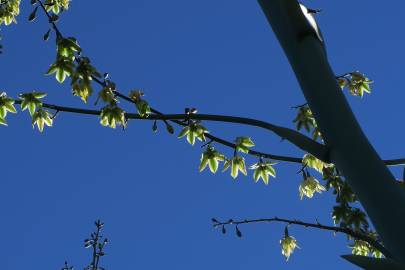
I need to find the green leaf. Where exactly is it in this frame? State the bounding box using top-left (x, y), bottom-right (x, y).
top-left (208, 158), bottom-right (219, 173)
top-left (280, 235), bottom-right (299, 261)
top-left (199, 146), bottom-right (224, 174)
top-left (32, 92), bottom-right (47, 99)
top-left (230, 156), bottom-right (246, 179)
top-left (332, 204), bottom-right (348, 225)
top-left (302, 153), bottom-right (326, 173)
top-left (298, 176), bottom-right (326, 199)
top-left (199, 155), bottom-right (209, 172)
top-left (45, 64), bottom-right (58, 76)
top-left (253, 168), bottom-right (260, 182)
top-left (0, 117), bottom-right (7, 126)
top-left (99, 105), bottom-right (126, 129)
top-left (343, 71), bottom-right (373, 97)
top-left (235, 137), bottom-right (255, 153)
top-left (56, 68), bottom-right (67, 83)
top-left (28, 102), bottom-right (36, 116)
top-left (249, 160), bottom-right (276, 185)
top-left (179, 123), bottom-right (208, 145)
top-left (350, 240), bottom-right (371, 257)
top-left (19, 92), bottom-right (45, 116)
top-left (135, 99), bottom-right (151, 117)
top-left (187, 130), bottom-right (196, 145)
top-left (231, 158), bottom-right (239, 178)
top-left (32, 109), bottom-right (53, 132)
top-left (71, 78), bottom-right (93, 103)
top-left (293, 105), bottom-right (316, 133)
top-left (178, 126), bottom-right (190, 138)
top-left (222, 159), bottom-right (231, 172)
top-left (4, 103), bottom-right (16, 113)
top-left (0, 106), bottom-right (6, 118)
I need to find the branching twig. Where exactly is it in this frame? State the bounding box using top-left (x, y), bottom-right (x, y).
top-left (84, 220), bottom-right (108, 270)
top-left (12, 100), bottom-right (405, 166)
top-left (31, 0), bottom-right (405, 167)
top-left (31, 0), bottom-right (330, 163)
top-left (212, 217), bottom-right (392, 258)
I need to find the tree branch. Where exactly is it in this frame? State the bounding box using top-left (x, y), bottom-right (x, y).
top-left (13, 99), bottom-right (405, 166)
top-left (112, 92), bottom-right (328, 161)
top-left (32, 0), bottom-right (405, 168)
top-left (258, 0), bottom-right (405, 261)
top-left (212, 217), bottom-right (392, 258)
top-left (31, 1), bottom-right (322, 164)
top-left (13, 99), bottom-right (327, 159)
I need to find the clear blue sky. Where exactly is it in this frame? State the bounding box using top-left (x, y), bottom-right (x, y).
top-left (1, 1), bottom-right (404, 269)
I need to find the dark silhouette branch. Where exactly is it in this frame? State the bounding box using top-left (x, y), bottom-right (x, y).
top-left (212, 217), bottom-right (391, 258)
top-left (13, 99), bottom-right (327, 161)
top-left (37, 0), bottom-right (62, 37)
top-left (258, 0), bottom-right (405, 260)
top-left (31, 1), bottom-right (327, 163)
top-left (12, 99), bottom-right (404, 166)
top-left (32, 0), bottom-right (405, 168)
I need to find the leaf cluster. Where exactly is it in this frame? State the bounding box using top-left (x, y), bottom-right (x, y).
top-left (2, 2), bottom-right (386, 262)
top-left (19, 92), bottom-right (53, 131)
top-left (298, 173), bottom-right (326, 199)
top-left (350, 239), bottom-right (382, 258)
top-left (0, 0), bottom-right (20, 26)
top-left (293, 105), bottom-right (322, 141)
top-left (129, 90), bottom-right (151, 117)
top-left (250, 160), bottom-right (276, 185)
top-left (43, 0), bottom-right (70, 15)
top-left (280, 228), bottom-right (299, 261)
top-left (337, 71), bottom-right (372, 97)
top-left (178, 121), bottom-right (208, 145)
top-left (0, 92), bottom-right (16, 125)
top-left (199, 145), bottom-right (225, 173)
top-left (100, 105), bottom-right (126, 129)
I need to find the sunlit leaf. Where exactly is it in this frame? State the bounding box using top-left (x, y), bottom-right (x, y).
top-left (280, 235), bottom-right (299, 261)
top-left (298, 175), bottom-right (326, 199)
top-left (235, 136), bottom-right (255, 153)
top-left (19, 92), bottom-right (46, 116)
top-left (249, 160), bottom-right (276, 185)
top-left (99, 105), bottom-right (126, 129)
top-left (32, 109), bottom-right (53, 132)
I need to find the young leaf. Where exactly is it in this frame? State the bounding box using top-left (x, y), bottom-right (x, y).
top-left (280, 235), bottom-right (299, 261)
top-left (235, 136), bottom-right (255, 153)
top-left (178, 123), bottom-right (208, 146)
top-left (302, 153), bottom-right (329, 173)
top-left (350, 240), bottom-right (371, 256)
top-left (99, 105), bottom-right (127, 129)
top-left (249, 160), bottom-right (277, 185)
top-left (19, 92), bottom-right (46, 116)
top-left (229, 156), bottom-right (246, 179)
top-left (0, 92), bottom-right (17, 123)
top-left (32, 109), bottom-right (53, 132)
top-left (199, 145), bottom-right (224, 173)
top-left (298, 175), bottom-right (326, 199)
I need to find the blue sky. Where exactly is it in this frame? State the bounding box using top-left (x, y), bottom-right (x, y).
top-left (1, 1), bottom-right (404, 269)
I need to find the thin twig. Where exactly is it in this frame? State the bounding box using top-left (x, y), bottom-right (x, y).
top-left (213, 217), bottom-right (392, 258)
top-left (33, 3), bottom-right (318, 164)
top-left (12, 99), bottom-right (405, 166)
